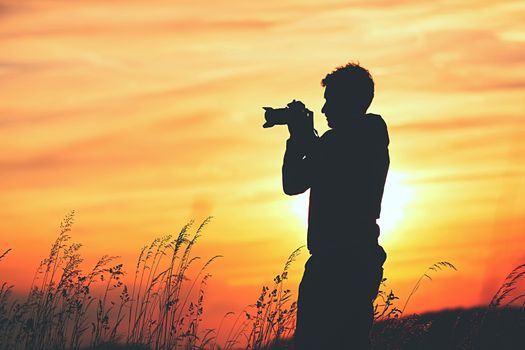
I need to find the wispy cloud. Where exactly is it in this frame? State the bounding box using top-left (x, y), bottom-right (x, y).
top-left (392, 115), bottom-right (523, 133)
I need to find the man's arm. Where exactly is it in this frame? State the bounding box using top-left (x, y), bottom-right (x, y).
top-left (368, 115), bottom-right (390, 218)
top-left (282, 136), bottom-right (317, 195)
top-left (372, 143), bottom-right (390, 217)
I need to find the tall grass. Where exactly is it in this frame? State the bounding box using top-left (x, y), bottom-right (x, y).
top-left (0, 211), bottom-right (219, 350)
top-left (489, 263), bottom-right (525, 309)
top-left (124, 217), bottom-right (221, 350)
top-left (0, 210), bottom-right (125, 350)
top-left (464, 262), bottom-right (525, 349)
top-left (371, 261), bottom-right (457, 349)
top-left (220, 247), bottom-right (302, 350)
top-left (2, 211), bottom-right (525, 350)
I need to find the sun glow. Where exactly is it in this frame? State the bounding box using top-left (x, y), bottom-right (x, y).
top-left (290, 191), bottom-right (310, 228)
top-left (377, 171), bottom-right (414, 240)
top-left (289, 171), bottom-right (414, 240)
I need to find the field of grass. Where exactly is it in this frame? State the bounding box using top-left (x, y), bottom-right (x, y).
top-left (1, 211), bottom-right (524, 349)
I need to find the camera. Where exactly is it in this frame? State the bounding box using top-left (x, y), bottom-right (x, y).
top-left (262, 100), bottom-right (312, 128)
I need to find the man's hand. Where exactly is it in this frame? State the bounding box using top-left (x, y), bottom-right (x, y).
top-left (287, 104), bottom-right (315, 141)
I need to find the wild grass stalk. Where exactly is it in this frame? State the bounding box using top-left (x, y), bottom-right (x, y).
top-left (0, 249), bottom-right (11, 263)
top-left (0, 211), bottom-right (125, 350)
top-left (124, 216), bottom-right (221, 350)
top-left (371, 261), bottom-right (457, 349)
top-left (3, 211), bottom-right (525, 350)
top-left (399, 261), bottom-right (457, 315)
top-left (0, 211), bottom-right (219, 350)
top-left (461, 262), bottom-right (525, 349)
top-left (489, 262), bottom-right (525, 309)
top-left (0, 249), bottom-right (14, 347)
top-left (221, 246), bottom-right (303, 350)
top-left (373, 279), bottom-right (402, 321)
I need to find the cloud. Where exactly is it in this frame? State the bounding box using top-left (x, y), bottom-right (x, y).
top-left (0, 19), bottom-right (280, 39)
top-left (0, 2), bottom-right (11, 17)
top-left (0, 66), bottom-right (265, 131)
top-left (0, 124), bottom-right (249, 187)
top-left (0, 59), bottom-right (76, 77)
top-left (232, 190), bottom-right (282, 205)
top-left (407, 170), bottom-right (525, 185)
top-left (190, 197), bottom-right (214, 221)
top-left (148, 111), bottom-right (219, 131)
top-left (391, 115), bottom-right (523, 133)
top-left (0, 1), bottom-right (284, 40)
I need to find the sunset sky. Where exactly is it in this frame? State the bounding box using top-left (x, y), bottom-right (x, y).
top-left (1, 0), bottom-right (525, 332)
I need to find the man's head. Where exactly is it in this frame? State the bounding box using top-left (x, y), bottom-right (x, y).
top-left (321, 62), bottom-right (374, 129)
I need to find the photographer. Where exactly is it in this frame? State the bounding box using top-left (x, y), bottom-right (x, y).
top-left (271, 63), bottom-right (390, 349)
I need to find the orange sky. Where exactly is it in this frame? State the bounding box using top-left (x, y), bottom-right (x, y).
top-left (1, 0), bottom-right (525, 332)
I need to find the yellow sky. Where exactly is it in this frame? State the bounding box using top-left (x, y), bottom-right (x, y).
top-left (1, 0), bottom-right (525, 326)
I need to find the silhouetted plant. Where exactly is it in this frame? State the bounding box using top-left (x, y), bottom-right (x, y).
top-left (400, 261), bottom-right (457, 315)
top-left (0, 210), bottom-right (122, 349)
top-left (371, 261), bottom-right (457, 350)
top-left (3, 212), bottom-right (525, 350)
top-left (489, 262), bottom-right (525, 309)
top-left (374, 278), bottom-right (402, 321)
top-left (221, 247), bottom-right (303, 350)
top-left (125, 217), bottom-right (221, 350)
top-left (0, 211), bottom-right (219, 350)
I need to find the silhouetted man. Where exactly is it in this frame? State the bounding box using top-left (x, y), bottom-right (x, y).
top-left (282, 63), bottom-right (389, 349)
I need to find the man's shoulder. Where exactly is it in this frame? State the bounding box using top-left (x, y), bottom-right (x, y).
top-left (365, 113), bottom-right (389, 146)
top-left (365, 113), bottom-right (387, 129)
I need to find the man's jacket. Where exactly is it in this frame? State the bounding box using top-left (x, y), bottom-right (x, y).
top-left (282, 114), bottom-right (390, 255)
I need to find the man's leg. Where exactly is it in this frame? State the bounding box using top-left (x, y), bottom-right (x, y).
top-left (294, 256), bottom-right (338, 350)
top-left (345, 266), bottom-right (383, 349)
top-left (295, 256), bottom-right (320, 350)
top-left (332, 259), bottom-right (384, 349)
top-left (294, 254), bottom-right (384, 350)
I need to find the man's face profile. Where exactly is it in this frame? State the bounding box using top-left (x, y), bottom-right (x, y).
top-left (322, 85), bottom-right (353, 129)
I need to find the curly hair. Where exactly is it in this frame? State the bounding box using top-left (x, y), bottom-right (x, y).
top-left (321, 62), bottom-right (375, 113)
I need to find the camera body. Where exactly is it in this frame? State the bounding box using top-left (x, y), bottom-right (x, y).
top-left (262, 100), bottom-right (312, 128)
